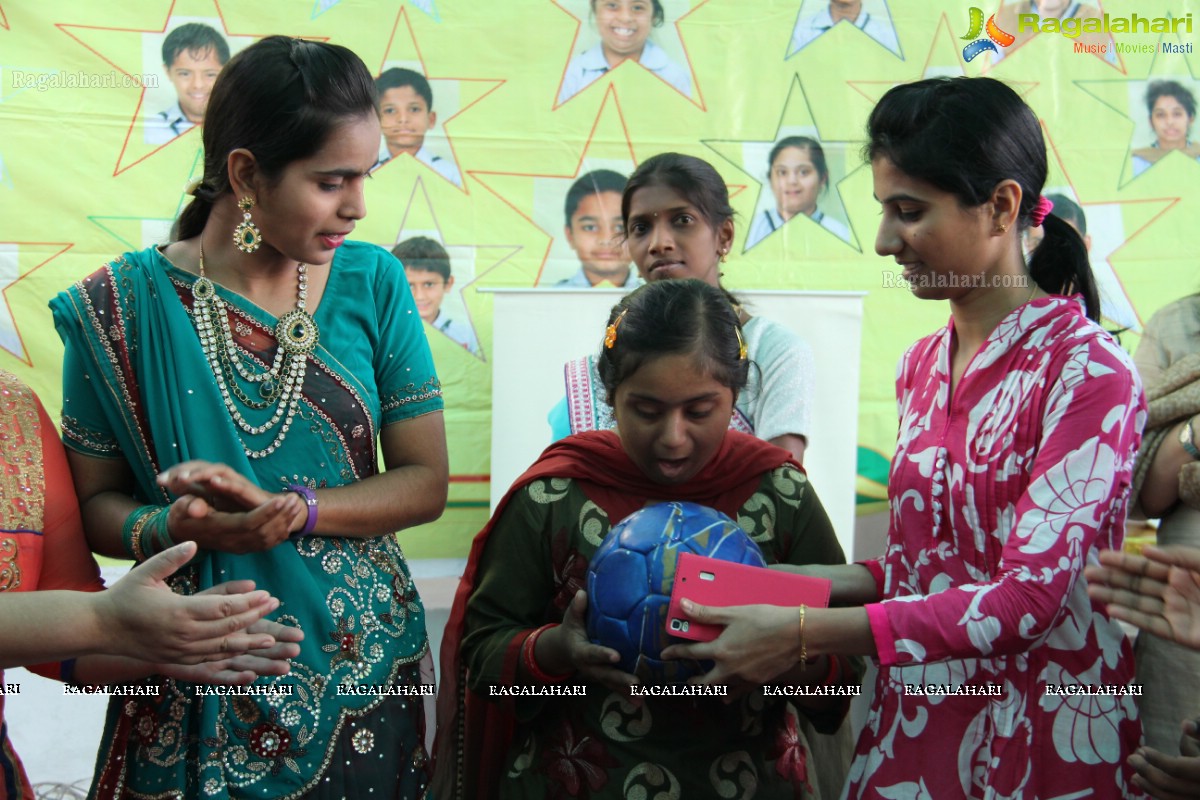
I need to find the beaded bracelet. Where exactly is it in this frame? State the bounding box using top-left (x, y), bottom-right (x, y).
top-left (522, 624), bottom-right (572, 684)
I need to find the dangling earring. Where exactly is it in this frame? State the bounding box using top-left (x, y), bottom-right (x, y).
top-left (233, 197), bottom-right (262, 254)
top-left (719, 247), bottom-right (728, 264)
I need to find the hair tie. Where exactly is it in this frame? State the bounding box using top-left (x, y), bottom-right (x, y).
top-left (184, 177), bottom-right (203, 197)
top-left (604, 309), bottom-right (627, 349)
top-left (1030, 195), bottom-right (1054, 227)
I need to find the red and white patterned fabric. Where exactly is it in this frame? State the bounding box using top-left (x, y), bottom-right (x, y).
top-left (847, 297), bottom-right (1149, 800)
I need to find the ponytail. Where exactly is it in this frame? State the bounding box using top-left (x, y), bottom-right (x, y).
top-left (172, 183), bottom-right (221, 242)
top-left (1027, 212), bottom-right (1099, 321)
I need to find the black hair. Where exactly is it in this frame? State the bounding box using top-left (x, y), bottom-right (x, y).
top-left (564, 170), bottom-right (628, 226)
top-left (174, 37), bottom-right (377, 241)
top-left (162, 22), bottom-right (230, 67)
top-left (622, 153), bottom-right (735, 234)
top-left (1145, 79), bottom-right (1197, 119)
top-left (393, 236), bottom-right (451, 281)
top-left (596, 278), bottom-right (748, 404)
top-left (866, 76), bottom-right (1098, 320)
top-left (768, 135), bottom-right (829, 189)
top-left (375, 67), bottom-right (433, 111)
top-left (590, 0), bottom-right (665, 27)
top-left (1044, 193), bottom-right (1086, 235)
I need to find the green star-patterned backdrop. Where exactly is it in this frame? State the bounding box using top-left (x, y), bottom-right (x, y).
top-left (1, 0), bottom-right (1196, 558)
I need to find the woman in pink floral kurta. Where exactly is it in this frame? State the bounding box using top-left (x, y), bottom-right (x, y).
top-left (664, 77), bottom-right (1148, 799)
top-left (845, 296), bottom-right (1145, 798)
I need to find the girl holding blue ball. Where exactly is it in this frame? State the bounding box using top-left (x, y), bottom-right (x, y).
top-left (433, 278), bottom-right (858, 799)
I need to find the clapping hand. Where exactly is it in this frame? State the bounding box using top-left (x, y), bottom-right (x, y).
top-left (98, 541), bottom-right (291, 663)
top-left (157, 461), bottom-right (304, 553)
top-left (1085, 545), bottom-right (1200, 650)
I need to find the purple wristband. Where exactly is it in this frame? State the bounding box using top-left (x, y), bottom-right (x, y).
top-left (288, 484), bottom-right (318, 538)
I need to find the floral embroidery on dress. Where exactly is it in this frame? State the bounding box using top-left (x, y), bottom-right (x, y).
top-left (231, 704), bottom-right (309, 776)
top-left (768, 712), bottom-right (811, 794)
top-left (0, 371), bottom-right (45, 535)
top-left (540, 719), bottom-right (618, 799)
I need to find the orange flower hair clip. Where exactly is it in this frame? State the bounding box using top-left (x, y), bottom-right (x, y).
top-left (604, 309), bottom-right (628, 349)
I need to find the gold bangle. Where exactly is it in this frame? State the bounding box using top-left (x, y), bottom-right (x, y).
top-left (799, 604), bottom-right (807, 671)
top-left (129, 511), bottom-right (151, 562)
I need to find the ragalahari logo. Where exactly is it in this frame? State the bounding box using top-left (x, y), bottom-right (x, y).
top-left (961, 7), bottom-right (1015, 61)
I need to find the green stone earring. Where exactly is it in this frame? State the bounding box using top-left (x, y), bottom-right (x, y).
top-left (233, 196), bottom-right (262, 254)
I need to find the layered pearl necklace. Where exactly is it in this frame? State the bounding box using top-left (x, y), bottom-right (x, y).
top-left (192, 240), bottom-right (320, 459)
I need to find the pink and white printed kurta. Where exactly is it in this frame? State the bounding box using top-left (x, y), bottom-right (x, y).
top-left (846, 298), bottom-right (1148, 800)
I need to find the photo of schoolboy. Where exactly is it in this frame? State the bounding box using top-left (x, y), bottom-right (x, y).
top-left (373, 68), bottom-right (462, 187)
top-left (558, 0), bottom-right (692, 104)
top-left (788, 0), bottom-right (900, 58)
top-left (393, 237), bottom-right (479, 355)
top-left (556, 170), bottom-right (639, 288)
top-left (145, 23), bottom-right (229, 145)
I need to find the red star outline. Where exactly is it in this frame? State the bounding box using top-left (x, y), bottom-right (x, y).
top-left (391, 176), bottom-right (521, 364)
top-left (56, 0), bottom-right (323, 176)
top-left (848, 14), bottom-right (1037, 105)
top-left (1042, 121), bottom-right (1177, 332)
top-left (390, 177), bottom-right (520, 486)
top-left (550, 0), bottom-right (709, 110)
top-left (0, 242), bottom-right (74, 366)
top-left (0, 6), bottom-right (9, 31)
top-left (371, 8), bottom-right (504, 193)
top-left (704, 74), bottom-right (864, 253)
top-left (980, 1), bottom-right (1127, 75)
top-left (470, 85), bottom-right (744, 286)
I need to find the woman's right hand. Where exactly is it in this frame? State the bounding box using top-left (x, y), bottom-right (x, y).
top-left (158, 461), bottom-right (303, 553)
top-left (541, 591), bottom-right (640, 697)
top-left (96, 541), bottom-right (284, 663)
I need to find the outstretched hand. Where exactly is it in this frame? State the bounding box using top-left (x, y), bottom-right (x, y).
top-left (158, 618), bottom-right (304, 685)
top-left (158, 460), bottom-right (303, 553)
top-left (96, 541), bottom-right (285, 664)
top-left (660, 599), bottom-right (801, 686)
top-left (1085, 545), bottom-right (1200, 650)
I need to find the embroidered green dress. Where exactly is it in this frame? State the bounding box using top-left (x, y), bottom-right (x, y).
top-left (50, 241), bottom-right (442, 799)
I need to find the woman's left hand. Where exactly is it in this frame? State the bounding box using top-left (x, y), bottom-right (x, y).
top-left (660, 599), bottom-right (802, 685)
top-left (157, 460), bottom-right (277, 512)
top-left (157, 625), bottom-right (302, 685)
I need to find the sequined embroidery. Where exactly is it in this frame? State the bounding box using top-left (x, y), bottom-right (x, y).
top-left (0, 370), bottom-right (45, 538)
top-left (381, 376), bottom-right (442, 414)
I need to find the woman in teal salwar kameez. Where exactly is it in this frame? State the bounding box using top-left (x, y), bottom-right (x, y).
top-left (50, 37), bottom-right (448, 800)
